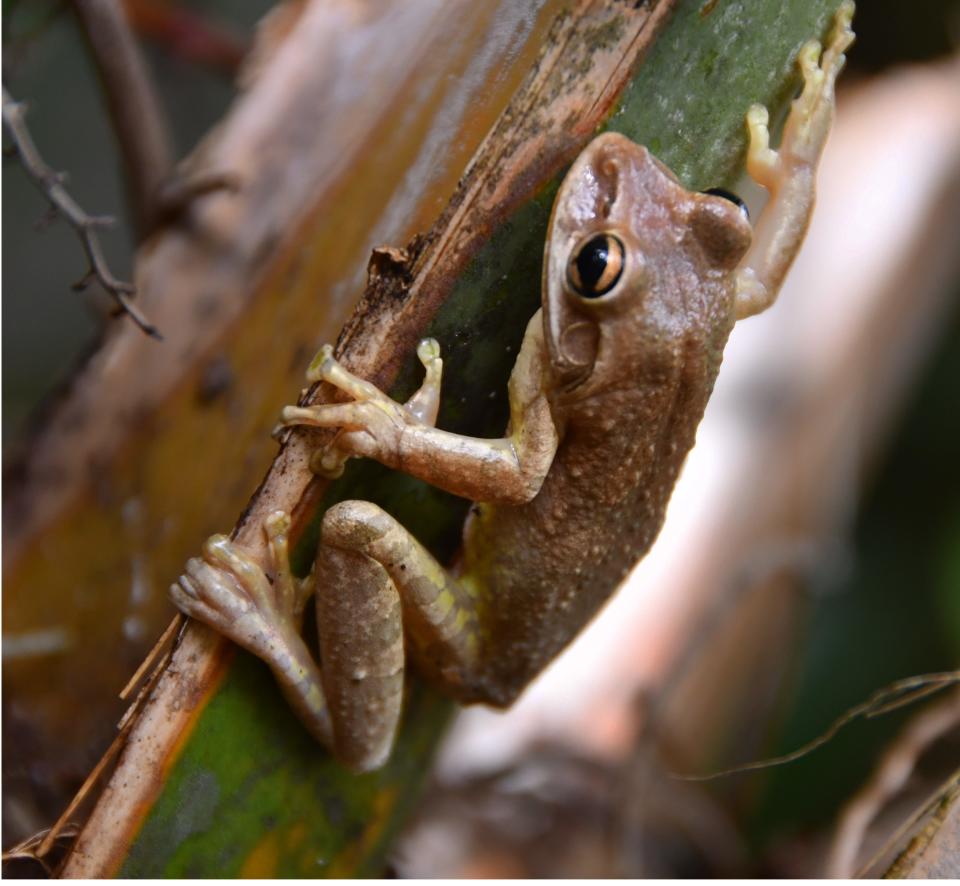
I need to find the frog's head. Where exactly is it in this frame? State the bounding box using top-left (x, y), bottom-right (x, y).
top-left (542, 132), bottom-right (752, 399)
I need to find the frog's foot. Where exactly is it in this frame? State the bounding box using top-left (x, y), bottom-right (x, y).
top-left (736, 3), bottom-right (854, 319)
top-left (171, 511), bottom-right (309, 662)
top-left (172, 513), bottom-right (334, 746)
top-left (746, 2), bottom-right (854, 189)
top-left (282, 338), bottom-right (444, 474)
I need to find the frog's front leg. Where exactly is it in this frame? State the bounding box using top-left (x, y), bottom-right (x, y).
top-left (735, 1), bottom-right (855, 319)
top-left (282, 311), bottom-right (557, 504)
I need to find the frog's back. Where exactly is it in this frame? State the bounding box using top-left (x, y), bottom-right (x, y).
top-left (464, 329), bottom-right (725, 705)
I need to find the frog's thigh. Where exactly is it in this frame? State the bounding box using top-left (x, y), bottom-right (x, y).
top-left (316, 500), bottom-right (481, 771)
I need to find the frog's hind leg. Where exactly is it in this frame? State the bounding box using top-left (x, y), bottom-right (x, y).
top-left (316, 499), bottom-right (482, 772)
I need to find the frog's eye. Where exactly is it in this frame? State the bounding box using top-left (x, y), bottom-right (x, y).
top-left (702, 187), bottom-right (750, 222)
top-left (567, 233), bottom-right (625, 298)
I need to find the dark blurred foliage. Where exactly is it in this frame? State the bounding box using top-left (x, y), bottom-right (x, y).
top-left (844, 0), bottom-right (960, 71)
top-left (748, 286), bottom-right (960, 848)
top-left (742, 5), bottom-right (960, 853)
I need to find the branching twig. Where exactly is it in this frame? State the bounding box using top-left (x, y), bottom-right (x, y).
top-left (2, 87), bottom-right (160, 338)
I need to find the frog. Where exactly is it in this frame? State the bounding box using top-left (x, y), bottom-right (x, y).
top-left (171, 4), bottom-right (854, 773)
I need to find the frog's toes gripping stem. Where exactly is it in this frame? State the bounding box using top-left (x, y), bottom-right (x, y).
top-left (171, 511), bottom-right (308, 661)
top-left (172, 514), bottom-right (335, 747)
top-left (304, 344), bottom-right (383, 401)
top-left (280, 345), bottom-right (390, 477)
top-left (746, 1), bottom-right (854, 188)
top-left (736, 2), bottom-right (854, 319)
top-left (281, 338), bottom-right (445, 478)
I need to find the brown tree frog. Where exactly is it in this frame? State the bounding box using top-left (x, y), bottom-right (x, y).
top-left (172, 5), bottom-right (854, 772)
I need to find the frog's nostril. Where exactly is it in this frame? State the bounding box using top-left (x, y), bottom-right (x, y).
top-left (596, 154), bottom-right (620, 219)
top-left (598, 151), bottom-right (619, 177)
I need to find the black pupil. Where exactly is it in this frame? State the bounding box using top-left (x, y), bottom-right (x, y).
top-left (576, 236), bottom-right (612, 296)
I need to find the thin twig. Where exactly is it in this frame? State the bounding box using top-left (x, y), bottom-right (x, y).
top-left (2, 823), bottom-right (81, 877)
top-left (672, 672), bottom-right (960, 782)
top-left (32, 615), bottom-right (184, 861)
top-left (2, 87), bottom-right (161, 339)
top-left (118, 613), bottom-right (182, 701)
top-left (32, 727), bottom-right (131, 862)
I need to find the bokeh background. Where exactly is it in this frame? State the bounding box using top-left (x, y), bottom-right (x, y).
top-left (4, 0), bottom-right (959, 876)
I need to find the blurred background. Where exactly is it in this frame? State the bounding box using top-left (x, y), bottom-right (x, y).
top-left (4, 0), bottom-right (959, 877)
